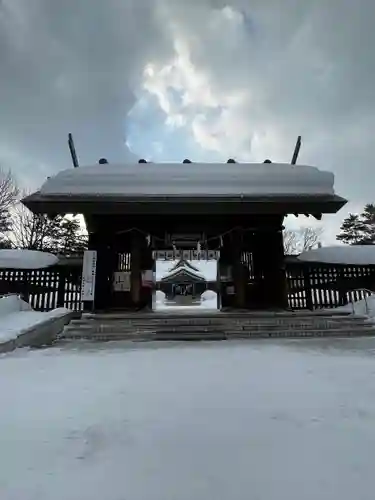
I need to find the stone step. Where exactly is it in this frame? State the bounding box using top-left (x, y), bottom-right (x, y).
top-left (70, 316), bottom-right (369, 328)
top-left (64, 319), bottom-right (372, 334)
top-left (61, 309), bottom-right (375, 343)
top-left (70, 315), bottom-right (370, 325)
top-left (60, 327), bottom-right (375, 342)
top-left (82, 310), bottom-right (356, 321)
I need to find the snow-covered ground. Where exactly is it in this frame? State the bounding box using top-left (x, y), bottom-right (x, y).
top-left (2, 339), bottom-right (375, 500)
top-left (0, 295), bottom-right (69, 342)
top-left (154, 289), bottom-right (218, 311)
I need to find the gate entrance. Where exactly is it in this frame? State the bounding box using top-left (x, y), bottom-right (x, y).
top-left (23, 159), bottom-right (347, 313)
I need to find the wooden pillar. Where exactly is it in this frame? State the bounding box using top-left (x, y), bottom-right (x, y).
top-left (140, 236), bottom-right (154, 309)
top-left (231, 230), bottom-right (246, 309)
top-left (262, 225), bottom-right (288, 309)
top-left (130, 232), bottom-right (154, 310)
top-left (218, 237), bottom-right (233, 309)
top-left (251, 229), bottom-right (268, 310)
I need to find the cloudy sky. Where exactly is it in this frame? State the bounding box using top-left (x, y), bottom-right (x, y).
top-left (1, 0), bottom-right (374, 243)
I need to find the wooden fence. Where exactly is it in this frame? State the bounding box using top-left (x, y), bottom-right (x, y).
top-left (1, 261), bottom-right (375, 312)
top-left (0, 266), bottom-right (82, 312)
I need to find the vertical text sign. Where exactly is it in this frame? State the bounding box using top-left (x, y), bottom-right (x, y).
top-left (81, 250), bottom-right (97, 301)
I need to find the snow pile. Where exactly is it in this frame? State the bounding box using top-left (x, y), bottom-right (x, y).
top-left (200, 290), bottom-right (218, 309)
top-left (0, 294), bottom-right (32, 316)
top-left (155, 290), bottom-right (166, 304)
top-left (298, 245), bottom-right (375, 265)
top-left (0, 295), bottom-right (70, 343)
top-left (40, 162), bottom-right (336, 197)
top-left (2, 340), bottom-right (375, 500)
top-left (0, 249), bottom-right (58, 269)
top-left (334, 294), bottom-right (375, 320)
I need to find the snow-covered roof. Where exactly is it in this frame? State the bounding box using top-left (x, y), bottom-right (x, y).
top-left (168, 258), bottom-right (201, 274)
top-left (156, 260), bottom-right (217, 281)
top-left (160, 263), bottom-right (206, 282)
top-left (0, 250), bottom-right (59, 269)
top-left (39, 162), bottom-right (336, 198)
top-left (298, 246), bottom-right (375, 265)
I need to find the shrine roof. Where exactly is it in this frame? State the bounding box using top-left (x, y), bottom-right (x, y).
top-left (22, 162), bottom-right (347, 216)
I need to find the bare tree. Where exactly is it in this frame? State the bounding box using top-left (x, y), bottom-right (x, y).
top-left (301, 227), bottom-right (323, 251)
top-left (11, 201), bottom-right (57, 251)
top-left (11, 195), bottom-right (87, 254)
top-left (0, 169), bottom-right (19, 212)
top-left (283, 226), bottom-right (323, 254)
top-left (283, 229), bottom-right (299, 255)
top-left (0, 169), bottom-right (19, 246)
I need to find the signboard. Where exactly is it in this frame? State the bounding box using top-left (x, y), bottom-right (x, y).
top-left (152, 250), bottom-right (220, 261)
top-left (113, 271), bottom-right (131, 292)
top-left (81, 250), bottom-right (97, 301)
top-left (142, 270), bottom-right (154, 288)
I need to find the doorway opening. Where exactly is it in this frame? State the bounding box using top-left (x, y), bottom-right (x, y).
top-left (153, 255), bottom-right (218, 312)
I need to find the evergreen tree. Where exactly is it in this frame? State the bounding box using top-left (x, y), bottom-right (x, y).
top-left (337, 204), bottom-right (375, 245)
top-left (51, 216), bottom-right (87, 255)
top-left (359, 204), bottom-right (375, 244)
top-left (336, 214), bottom-right (367, 245)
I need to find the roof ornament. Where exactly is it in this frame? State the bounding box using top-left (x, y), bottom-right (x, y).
top-left (138, 159), bottom-right (147, 163)
top-left (263, 159), bottom-right (272, 163)
top-left (98, 158), bottom-right (108, 164)
top-left (183, 159), bottom-right (192, 163)
top-left (68, 133), bottom-right (79, 168)
top-left (227, 158), bottom-right (236, 163)
top-left (291, 135), bottom-right (302, 165)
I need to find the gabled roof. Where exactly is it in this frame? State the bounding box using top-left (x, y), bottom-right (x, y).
top-left (21, 162), bottom-right (347, 217)
top-left (160, 259), bottom-right (206, 283)
top-left (168, 257), bottom-right (201, 274)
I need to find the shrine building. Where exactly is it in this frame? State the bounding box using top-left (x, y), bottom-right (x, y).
top-left (157, 258), bottom-right (209, 301)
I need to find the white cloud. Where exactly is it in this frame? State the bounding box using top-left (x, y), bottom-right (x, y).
top-left (1, 0), bottom-right (374, 243)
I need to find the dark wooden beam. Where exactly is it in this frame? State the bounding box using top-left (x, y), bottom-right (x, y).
top-left (291, 135), bottom-right (302, 165)
top-left (68, 133), bottom-right (79, 168)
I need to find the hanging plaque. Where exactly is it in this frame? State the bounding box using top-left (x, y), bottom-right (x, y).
top-left (113, 271), bottom-right (131, 292)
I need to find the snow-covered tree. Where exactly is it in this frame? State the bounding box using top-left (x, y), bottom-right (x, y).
top-left (337, 204), bottom-right (375, 245)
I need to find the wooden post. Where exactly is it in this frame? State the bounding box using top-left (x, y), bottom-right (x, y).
top-left (130, 233), bottom-right (142, 307)
top-left (303, 267), bottom-right (313, 310)
top-left (57, 267), bottom-right (67, 308)
top-left (231, 230), bottom-right (246, 309)
top-left (218, 237), bottom-right (233, 309)
top-left (261, 223), bottom-right (288, 310)
top-left (140, 237), bottom-right (154, 309)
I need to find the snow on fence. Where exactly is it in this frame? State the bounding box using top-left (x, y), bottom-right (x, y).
top-left (0, 260), bottom-right (374, 312)
top-left (0, 266), bottom-right (82, 312)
